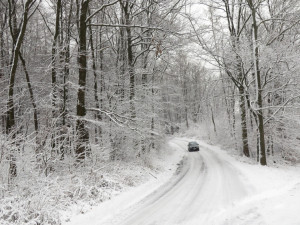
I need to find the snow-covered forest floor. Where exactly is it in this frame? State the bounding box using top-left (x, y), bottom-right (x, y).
top-left (0, 139), bottom-right (183, 225)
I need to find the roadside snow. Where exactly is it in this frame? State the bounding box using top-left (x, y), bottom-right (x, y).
top-left (196, 139), bottom-right (300, 225)
top-left (65, 137), bottom-right (300, 225)
top-left (64, 139), bottom-right (185, 225)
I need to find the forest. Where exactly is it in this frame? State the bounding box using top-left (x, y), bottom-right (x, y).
top-left (1, 0), bottom-right (300, 224)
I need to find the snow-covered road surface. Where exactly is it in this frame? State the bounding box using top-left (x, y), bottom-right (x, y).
top-left (101, 138), bottom-right (249, 225)
top-left (66, 137), bottom-right (300, 225)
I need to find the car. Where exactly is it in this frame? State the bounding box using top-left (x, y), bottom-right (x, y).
top-left (188, 141), bottom-right (200, 152)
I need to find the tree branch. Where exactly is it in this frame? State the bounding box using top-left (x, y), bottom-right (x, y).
top-left (85, 0), bottom-right (119, 23)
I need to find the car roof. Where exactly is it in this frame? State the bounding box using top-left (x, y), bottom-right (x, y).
top-left (189, 141), bottom-right (199, 145)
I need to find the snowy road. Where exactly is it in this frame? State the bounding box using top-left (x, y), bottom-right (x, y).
top-left (102, 138), bottom-right (248, 225)
top-left (67, 137), bottom-right (300, 225)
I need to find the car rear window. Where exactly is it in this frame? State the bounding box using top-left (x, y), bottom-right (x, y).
top-left (189, 142), bottom-right (199, 146)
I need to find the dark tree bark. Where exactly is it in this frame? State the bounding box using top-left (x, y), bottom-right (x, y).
top-left (183, 81), bottom-right (189, 129)
top-left (238, 86), bottom-right (250, 157)
top-left (88, 14), bottom-right (102, 144)
top-left (62, 1), bottom-right (73, 128)
top-left (117, 14), bottom-right (126, 100)
top-left (222, 0), bottom-right (250, 157)
top-left (0, 4), bottom-right (7, 79)
top-left (6, 0), bottom-right (36, 177)
top-left (19, 52), bottom-right (39, 135)
top-left (59, 0), bottom-right (73, 160)
top-left (75, 0), bottom-right (90, 162)
top-left (247, 0), bottom-right (267, 165)
top-left (210, 106), bottom-right (217, 134)
top-left (0, 4), bottom-right (8, 133)
top-left (50, 0), bottom-right (61, 152)
top-left (120, 1), bottom-right (135, 118)
top-left (51, 0), bottom-right (61, 112)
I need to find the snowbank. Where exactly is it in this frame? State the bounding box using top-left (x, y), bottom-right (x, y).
top-left (197, 140), bottom-right (300, 225)
top-left (63, 139), bottom-right (184, 225)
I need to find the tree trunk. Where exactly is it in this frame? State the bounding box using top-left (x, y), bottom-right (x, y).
top-left (88, 17), bottom-right (102, 144)
top-left (0, 6), bottom-right (6, 79)
top-left (50, 0), bottom-right (62, 151)
top-left (222, 0), bottom-right (250, 158)
top-left (238, 86), bottom-right (250, 157)
top-left (248, 0), bottom-right (267, 165)
top-left (210, 106), bottom-right (217, 134)
top-left (75, 0), bottom-right (90, 162)
top-left (51, 0), bottom-right (61, 114)
top-left (6, 0), bottom-right (35, 177)
top-left (19, 52), bottom-right (39, 135)
top-left (122, 2), bottom-right (135, 118)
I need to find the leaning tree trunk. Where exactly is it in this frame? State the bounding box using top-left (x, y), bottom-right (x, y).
top-left (7, 0), bottom-right (35, 177)
top-left (19, 53), bottom-right (39, 135)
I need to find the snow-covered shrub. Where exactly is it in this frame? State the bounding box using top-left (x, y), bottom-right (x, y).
top-left (0, 136), bottom-right (164, 224)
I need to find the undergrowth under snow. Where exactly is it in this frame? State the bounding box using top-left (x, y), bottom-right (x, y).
top-left (0, 142), bottom-right (175, 225)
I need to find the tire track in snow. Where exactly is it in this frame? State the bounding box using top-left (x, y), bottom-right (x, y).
top-left (103, 138), bottom-right (252, 225)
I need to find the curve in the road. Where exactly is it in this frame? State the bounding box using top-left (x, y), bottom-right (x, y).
top-left (104, 138), bottom-right (248, 225)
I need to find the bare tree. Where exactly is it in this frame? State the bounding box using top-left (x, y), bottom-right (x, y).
top-left (6, 0), bottom-right (38, 177)
top-left (75, 0), bottom-right (90, 162)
